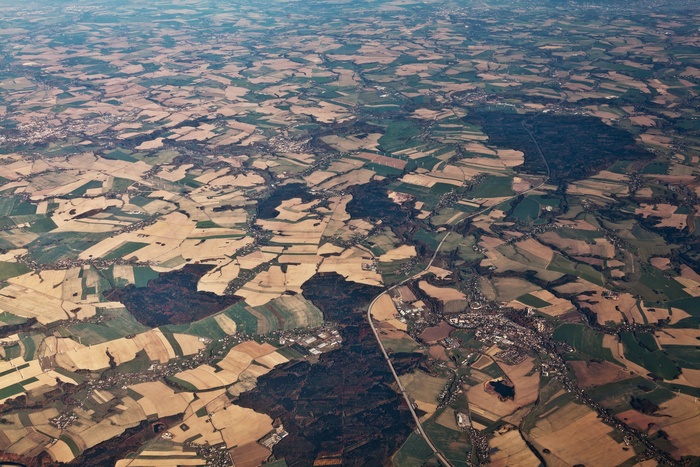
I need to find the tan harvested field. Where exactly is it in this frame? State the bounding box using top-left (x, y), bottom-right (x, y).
top-left (426, 266), bottom-right (452, 280)
top-left (649, 256), bottom-right (671, 271)
top-left (231, 442), bottom-right (272, 467)
top-left (52, 328), bottom-right (192, 371)
top-left (318, 246), bottom-right (383, 286)
top-left (640, 303), bottom-right (671, 324)
top-left (472, 355), bottom-right (493, 371)
top-left (211, 404), bottom-right (273, 448)
top-left (515, 238), bottom-right (555, 263)
top-left (130, 381), bottom-right (194, 418)
top-left (668, 307), bottom-right (691, 325)
top-left (235, 265), bottom-right (288, 306)
top-left (467, 357), bottom-right (539, 420)
top-left (117, 455), bottom-right (205, 466)
top-left (418, 281), bottom-right (466, 303)
top-left (255, 351), bottom-right (289, 369)
top-left (526, 290), bottom-right (574, 317)
top-left (234, 341), bottom-right (278, 359)
top-left (376, 326), bottom-right (417, 353)
top-left (636, 203), bottom-right (688, 229)
top-left (655, 328), bottom-right (700, 346)
top-left (570, 361), bottom-right (633, 389)
top-left (378, 244), bottom-right (416, 262)
top-left (491, 277), bottom-right (539, 302)
top-left (680, 264), bottom-right (700, 283)
top-left (489, 428), bottom-right (541, 467)
top-left (617, 395), bottom-right (700, 458)
top-left (372, 294), bottom-right (399, 321)
top-left (0, 281), bottom-right (97, 324)
top-left (675, 276), bottom-right (700, 297)
top-left (400, 371), bottom-right (448, 408)
top-left (354, 152), bottom-right (407, 169)
top-left (530, 402), bottom-right (634, 466)
top-left (213, 313), bottom-right (238, 335)
top-left (538, 231), bottom-right (614, 258)
top-left (603, 334), bottom-right (650, 377)
top-left (419, 321), bottom-right (455, 343)
top-left (579, 290), bottom-right (642, 325)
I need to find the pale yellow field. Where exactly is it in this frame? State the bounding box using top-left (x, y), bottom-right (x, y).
top-left (211, 404), bottom-right (273, 448)
top-left (51, 328), bottom-right (196, 371)
top-left (256, 351), bottom-right (289, 369)
top-left (467, 357), bottom-right (539, 420)
top-left (235, 265), bottom-right (288, 306)
top-left (538, 231), bottom-right (614, 258)
top-left (378, 245), bottom-right (416, 262)
top-left (318, 246), bottom-right (383, 286)
top-left (372, 294), bottom-right (399, 321)
top-left (513, 289), bottom-right (574, 317)
top-left (530, 402), bottom-right (634, 466)
top-left (418, 281), bottom-right (466, 303)
top-left (579, 290), bottom-right (642, 325)
top-left (516, 238), bottom-right (555, 262)
top-left (490, 428), bottom-right (541, 467)
top-left (491, 277), bottom-right (539, 302)
top-left (130, 381), bottom-right (194, 418)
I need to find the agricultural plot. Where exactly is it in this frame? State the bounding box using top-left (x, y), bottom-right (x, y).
top-left (527, 402), bottom-right (635, 466)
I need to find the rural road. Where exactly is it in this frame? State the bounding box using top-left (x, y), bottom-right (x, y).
top-left (367, 131), bottom-right (551, 466)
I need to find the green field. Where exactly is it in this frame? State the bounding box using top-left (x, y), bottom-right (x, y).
top-left (68, 180), bottom-right (103, 198)
top-left (364, 228), bottom-right (400, 256)
top-left (547, 254), bottom-right (604, 286)
top-left (67, 308), bottom-right (148, 345)
top-left (480, 362), bottom-right (506, 378)
top-left (378, 120), bottom-right (422, 153)
top-left (412, 228), bottom-right (446, 251)
top-left (221, 303), bottom-right (259, 334)
top-left (0, 312), bottom-right (27, 326)
top-left (195, 220), bottom-right (221, 229)
top-left (663, 346), bottom-right (700, 370)
top-left (553, 323), bottom-right (616, 362)
top-left (620, 332), bottom-right (680, 380)
top-left (423, 417), bottom-right (471, 467)
top-left (252, 296), bottom-right (323, 332)
top-left (133, 267), bottom-right (160, 288)
top-left (0, 261), bottom-right (30, 281)
top-left (516, 293), bottom-right (551, 308)
top-left (156, 332), bottom-right (182, 358)
top-left (511, 197), bottom-right (540, 222)
top-left (586, 377), bottom-right (674, 414)
top-left (470, 175), bottom-right (514, 198)
top-left (392, 433), bottom-right (437, 467)
top-left (103, 241), bottom-right (149, 260)
top-left (27, 232), bottom-right (112, 264)
top-left (27, 217), bottom-right (58, 233)
top-left (637, 267), bottom-right (690, 302)
top-left (21, 336), bottom-right (38, 360)
top-left (59, 434), bottom-right (82, 457)
top-left (166, 375), bottom-right (199, 392)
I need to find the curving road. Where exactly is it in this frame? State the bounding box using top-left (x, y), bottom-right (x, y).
top-left (367, 127), bottom-right (551, 467)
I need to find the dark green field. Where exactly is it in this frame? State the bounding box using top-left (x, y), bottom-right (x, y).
top-left (553, 324), bottom-right (616, 362)
top-left (620, 332), bottom-right (680, 380)
top-left (516, 293), bottom-right (551, 308)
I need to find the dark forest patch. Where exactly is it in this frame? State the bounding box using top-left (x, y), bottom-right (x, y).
top-left (463, 111), bottom-right (653, 183)
top-left (236, 273), bottom-right (415, 467)
top-left (256, 183), bottom-right (315, 219)
top-left (103, 264), bottom-right (239, 327)
top-left (347, 181), bottom-right (413, 227)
